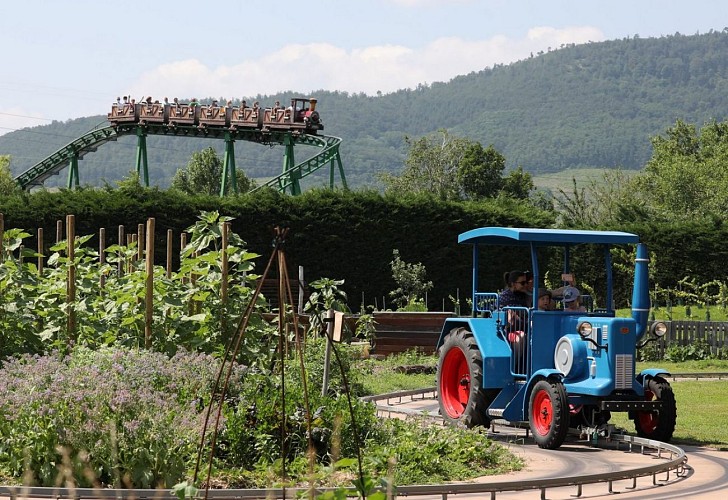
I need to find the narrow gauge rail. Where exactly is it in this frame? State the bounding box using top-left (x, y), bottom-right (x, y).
top-left (0, 388), bottom-right (688, 500)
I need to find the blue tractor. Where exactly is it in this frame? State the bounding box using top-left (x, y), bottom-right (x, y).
top-left (436, 227), bottom-right (676, 449)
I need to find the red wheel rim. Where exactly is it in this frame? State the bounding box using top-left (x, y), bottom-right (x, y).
top-left (440, 346), bottom-right (470, 418)
top-left (532, 389), bottom-right (553, 435)
top-left (638, 389), bottom-right (658, 433)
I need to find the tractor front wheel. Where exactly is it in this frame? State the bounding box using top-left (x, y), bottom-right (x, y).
top-left (632, 376), bottom-right (677, 442)
top-left (437, 328), bottom-right (491, 427)
top-left (529, 379), bottom-right (570, 449)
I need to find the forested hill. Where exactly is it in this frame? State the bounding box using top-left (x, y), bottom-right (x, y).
top-left (3, 31), bottom-right (728, 189)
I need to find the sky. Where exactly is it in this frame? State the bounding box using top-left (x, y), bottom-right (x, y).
top-left (0, 0), bottom-right (725, 137)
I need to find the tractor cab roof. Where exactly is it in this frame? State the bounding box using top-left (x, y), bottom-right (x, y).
top-left (458, 227), bottom-right (639, 247)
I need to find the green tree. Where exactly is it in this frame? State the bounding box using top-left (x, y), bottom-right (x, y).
top-left (456, 143), bottom-right (505, 200)
top-left (171, 147), bottom-right (253, 196)
top-left (0, 155), bottom-right (20, 196)
top-left (389, 249), bottom-right (433, 309)
top-left (378, 130), bottom-right (469, 200)
top-left (501, 166), bottom-right (535, 199)
top-left (631, 119), bottom-right (728, 219)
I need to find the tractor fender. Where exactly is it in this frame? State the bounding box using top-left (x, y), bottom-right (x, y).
top-left (511, 369), bottom-right (565, 419)
top-left (529, 369), bottom-right (565, 386)
top-left (436, 319), bottom-right (473, 350)
top-left (636, 368), bottom-right (671, 384)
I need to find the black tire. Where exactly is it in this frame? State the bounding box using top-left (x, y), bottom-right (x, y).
top-left (632, 376), bottom-right (677, 442)
top-left (529, 379), bottom-right (570, 449)
top-left (437, 327), bottom-right (492, 427)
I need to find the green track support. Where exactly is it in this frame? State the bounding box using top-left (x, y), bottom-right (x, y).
top-left (220, 132), bottom-right (238, 196)
top-left (282, 134), bottom-right (301, 195)
top-left (135, 128), bottom-right (149, 187)
top-left (66, 151), bottom-right (79, 189)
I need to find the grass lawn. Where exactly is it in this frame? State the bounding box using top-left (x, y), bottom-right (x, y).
top-left (609, 379), bottom-right (728, 450)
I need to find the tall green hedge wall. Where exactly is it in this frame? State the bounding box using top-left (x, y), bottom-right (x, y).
top-left (1, 188), bottom-right (724, 311)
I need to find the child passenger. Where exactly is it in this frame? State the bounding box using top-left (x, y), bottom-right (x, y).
top-left (537, 288), bottom-right (553, 310)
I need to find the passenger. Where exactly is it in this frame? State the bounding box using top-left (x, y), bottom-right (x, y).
top-left (499, 270), bottom-right (529, 332)
top-left (556, 286), bottom-right (586, 312)
top-left (537, 288), bottom-right (553, 311)
top-left (190, 98), bottom-right (199, 107)
top-left (240, 100), bottom-right (247, 109)
top-left (523, 270), bottom-right (534, 306)
top-left (115, 96), bottom-right (121, 106)
top-left (498, 270), bottom-right (529, 308)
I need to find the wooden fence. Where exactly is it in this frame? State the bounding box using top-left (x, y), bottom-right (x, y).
top-left (653, 320), bottom-right (728, 357)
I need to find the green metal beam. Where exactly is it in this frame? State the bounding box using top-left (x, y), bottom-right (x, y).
top-left (221, 132), bottom-right (237, 196)
top-left (135, 128), bottom-right (149, 187)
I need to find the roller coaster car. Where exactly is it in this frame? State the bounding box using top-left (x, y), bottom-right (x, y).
top-left (436, 228), bottom-right (676, 450)
top-left (230, 107), bottom-right (263, 129)
top-left (198, 105), bottom-right (231, 128)
top-left (168, 104), bottom-right (199, 126)
top-left (108, 104), bottom-right (138, 124)
top-left (138, 103), bottom-right (167, 124)
top-left (262, 97), bottom-right (323, 134)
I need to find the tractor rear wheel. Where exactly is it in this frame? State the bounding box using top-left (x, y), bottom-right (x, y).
top-left (529, 379), bottom-right (570, 449)
top-left (437, 327), bottom-right (491, 427)
top-left (632, 376), bottom-right (677, 442)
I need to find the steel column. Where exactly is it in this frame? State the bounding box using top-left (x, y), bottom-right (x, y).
top-left (221, 132), bottom-right (238, 196)
top-left (135, 127), bottom-right (149, 187)
top-left (66, 150), bottom-right (79, 189)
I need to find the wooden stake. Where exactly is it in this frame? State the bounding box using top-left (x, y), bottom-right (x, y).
top-left (137, 223), bottom-right (144, 261)
top-left (99, 227), bottom-right (106, 289)
top-left (37, 227), bottom-right (44, 274)
top-left (117, 225), bottom-right (125, 277)
top-left (145, 218), bottom-right (155, 349)
top-left (66, 214), bottom-right (76, 342)
top-left (56, 219), bottom-right (62, 244)
top-left (166, 229), bottom-right (173, 279)
top-left (0, 213), bottom-right (4, 263)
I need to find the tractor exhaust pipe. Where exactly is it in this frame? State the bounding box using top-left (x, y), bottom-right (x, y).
top-left (631, 243), bottom-right (650, 342)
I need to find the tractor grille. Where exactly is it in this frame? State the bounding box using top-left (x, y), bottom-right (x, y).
top-left (615, 354), bottom-right (633, 389)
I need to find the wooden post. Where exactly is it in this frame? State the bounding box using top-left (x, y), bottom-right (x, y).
top-left (66, 215), bottom-right (76, 342)
top-left (37, 227), bottom-right (44, 274)
top-left (221, 222), bottom-right (229, 336)
top-left (117, 225), bottom-right (125, 276)
top-left (180, 233), bottom-right (187, 284)
top-left (166, 229), bottom-right (173, 279)
top-left (221, 222), bottom-right (229, 304)
top-left (56, 219), bottom-right (63, 244)
top-left (0, 213), bottom-right (4, 263)
top-left (99, 227), bottom-right (106, 289)
top-left (145, 218), bottom-right (155, 349)
top-left (137, 223), bottom-right (144, 262)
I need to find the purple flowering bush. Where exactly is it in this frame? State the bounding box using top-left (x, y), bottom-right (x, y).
top-left (0, 347), bottom-right (241, 488)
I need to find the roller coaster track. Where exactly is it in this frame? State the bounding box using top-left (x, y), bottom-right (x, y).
top-left (14, 123), bottom-right (346, 195)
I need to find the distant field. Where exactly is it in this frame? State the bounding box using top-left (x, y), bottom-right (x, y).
top-left (532, 167), bottom-right (639, 193)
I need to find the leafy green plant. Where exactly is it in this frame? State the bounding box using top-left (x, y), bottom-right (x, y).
top-left (305, 278), bottom-right (350, 335)
top-left (389, 250), bottom-right (433, 310)
top-left (0, 211), bottom-right (267, 357)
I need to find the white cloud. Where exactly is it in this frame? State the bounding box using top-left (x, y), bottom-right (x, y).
top-left (129, 26), bottom-right (605, 102)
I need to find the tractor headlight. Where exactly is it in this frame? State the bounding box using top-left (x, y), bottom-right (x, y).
top-left (650, 321), bottom-right (667, 338)
top-left (577, 321), bottom-right (593, 339)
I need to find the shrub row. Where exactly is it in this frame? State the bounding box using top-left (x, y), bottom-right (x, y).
top-left (4, 187), bottom-right (728, 311)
